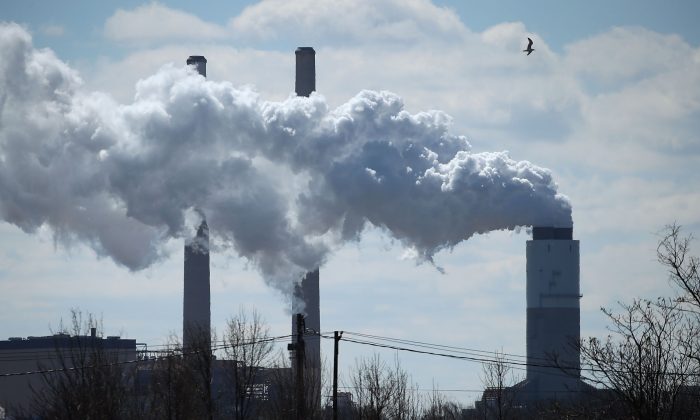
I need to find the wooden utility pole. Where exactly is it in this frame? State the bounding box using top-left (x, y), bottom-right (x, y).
top-left (295, 314), bottom-right (306, 420)
top-left (333, 331), bottom-right (343, 420)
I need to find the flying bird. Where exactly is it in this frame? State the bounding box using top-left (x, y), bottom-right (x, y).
top-left (523, 37), bottom-right (535, 55)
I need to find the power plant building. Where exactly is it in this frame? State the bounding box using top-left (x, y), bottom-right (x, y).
top-left (0, 334), bottom-right (136, 414)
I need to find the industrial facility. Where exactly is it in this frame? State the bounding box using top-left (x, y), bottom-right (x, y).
top-left (0, 47), bottom-right (586, 418)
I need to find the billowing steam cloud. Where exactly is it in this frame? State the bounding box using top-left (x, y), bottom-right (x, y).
top-left (0, 23), bottom-right (571, 294)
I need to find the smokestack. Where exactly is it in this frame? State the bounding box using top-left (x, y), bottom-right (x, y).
top-left (295, 47), bottom-right (315, 97)
top-left (183, 219), bottom-right (211, 351)
top-left (525, 226), bottom-right (581, 400)
top-left (187, 55), bottom-right (207, 77)
top-left (182, 55), bottom-right (210, 351)
top-left (292, 46), bottom-right (321, 407)
top-left (292, 267), bottom-right (320, 352)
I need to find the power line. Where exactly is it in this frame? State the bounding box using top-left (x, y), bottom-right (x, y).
top-left (326, 333), bottom-right (547, 373)
top-left (329, 335), bottom-right (533, 371)
top-left (343, 331), bottom-right (530, 361)
top-left (340, 331), bottom-right (553, 367)
top-left (321, 333), bottom-right (700, 379)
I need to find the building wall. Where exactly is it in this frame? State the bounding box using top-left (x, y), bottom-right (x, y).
top-left (0, 335), bottom-right (136, 415)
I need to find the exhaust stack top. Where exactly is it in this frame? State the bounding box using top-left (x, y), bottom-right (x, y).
top-left (532, 226), bottom-right (573, 240)
top-left (295, 47), bottom-right (315, 97)
top-left (186, 55), bottom-right (207, 77)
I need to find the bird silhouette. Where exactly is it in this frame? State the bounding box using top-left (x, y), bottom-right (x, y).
top-left (523, 37), bottom-right (535, 55)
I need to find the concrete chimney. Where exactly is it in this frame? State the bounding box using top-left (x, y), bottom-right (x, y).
top-left (183, 219), bottom-right (211, 351)
top-left (295, 47), bottom-right (315, 97)
top-left (524, 226), bottom-right (581, 400)
top-left (292, 46), bottom-right (321, 407)
top-left (182, 55), bottom-right (210, 352)
top-left (187, 55), bottom-right (207, 77)
top-left (292, 268), bottom-right (320, 358)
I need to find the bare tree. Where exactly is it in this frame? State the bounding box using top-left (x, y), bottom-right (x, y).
top-left (479, 350), bottom-right (521, 420)
top-left (181, 325), bottom-right (218, 420)
top-left (348, 353), bottom-right (420, 420)
top-left (139, 334), bottom-right (199, 420)
top-left (222, 307), bottom-right (275, 420)
top-left (578, 298), bottom-right (699, 420)
top-left (658, 223), bottom-right (700, 318)
top-left (31, 309), bottom-right (135, 420)
top-left (421, 384), bottom-right (464, 420)
top-left (656, 223), bottom-right (700, 414)
top-left (259, 352), bottom-right (296, 420)
top-left (141, 327), bottom-right (218, 420)
top-left (260, 350), bottom-right (327, 420)
top-left (569, 224), bottom-right (700, 419)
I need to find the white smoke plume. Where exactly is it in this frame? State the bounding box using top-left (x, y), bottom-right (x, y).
top-left (0, 23), bottom-right (571, 294)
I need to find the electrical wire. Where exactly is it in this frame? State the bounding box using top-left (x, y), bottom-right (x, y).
top-left (318, 331), bottom-right (700, 380)
top-left (342, 331), bottom-right (537, 363)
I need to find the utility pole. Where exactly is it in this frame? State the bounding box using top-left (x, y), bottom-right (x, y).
top-left (294, 314), bottom-right (306, 420)
top-left (333, 331), bottom-right (343, 420)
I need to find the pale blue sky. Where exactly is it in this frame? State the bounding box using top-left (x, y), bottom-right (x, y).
top-left (5, 1), bottom-right (700, 57)
top-left (1, 0), bottom-right (699, 406)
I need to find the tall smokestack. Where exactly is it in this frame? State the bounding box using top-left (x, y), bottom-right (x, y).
top-left (186, 55), bottom-right (207, 77)
top-left (525, 226), bottom-right (581, 400)
top-left (183, 219), bottom-right (211, 350)
top-left (292, 268), bottom-right (320, 356)
top-left (292, 46), bottom-right (321, 407)
top-left (183, 55), bottom-right (210, 352)
top-left (295, 47), bottom-right (315, 97)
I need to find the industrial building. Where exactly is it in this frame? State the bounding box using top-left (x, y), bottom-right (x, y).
top-left (0, 333), bottom-right (136, 414)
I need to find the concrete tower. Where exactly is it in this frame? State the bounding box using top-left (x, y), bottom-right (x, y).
top-left (295, 47), bottom-right (315, 97)
top-left (183, 55), bottom-right (210, 351)
top-left (292, 269), bottom-right (320, 364)
top-left (525, 226), bottom-right (581, 400)
top-left (183, 219), bottom-right (211, 350)
top-left (291, 46), bottom-right (321, 404)
top-left (186, 55), bottom-right (207, 77)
